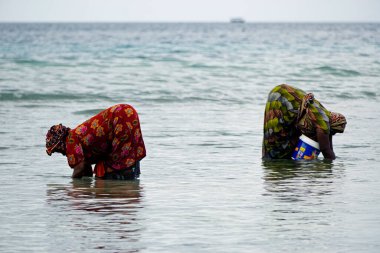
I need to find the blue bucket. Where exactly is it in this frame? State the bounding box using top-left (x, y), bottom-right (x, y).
top-left (292, 134), bottom-right (320, 160)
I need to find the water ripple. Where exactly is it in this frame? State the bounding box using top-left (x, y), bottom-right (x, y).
top-left (315, 65), bottom-right (361, 77)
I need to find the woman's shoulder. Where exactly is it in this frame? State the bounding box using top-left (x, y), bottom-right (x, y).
top-left (311, 99), bottom-right (331, 119)
top-left (66, 129), bottom-right (80, 145)
top-left (307, 101), bottom-right (331, 133)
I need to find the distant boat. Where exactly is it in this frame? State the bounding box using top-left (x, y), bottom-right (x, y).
top-left (230, 18), bottom-right (245, 23)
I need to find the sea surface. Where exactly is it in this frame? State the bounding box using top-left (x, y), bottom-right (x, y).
top-left (0, 23), bottom-right (379, 252)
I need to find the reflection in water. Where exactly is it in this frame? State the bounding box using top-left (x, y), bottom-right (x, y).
top-left (261, 159), bottom-right (345, 238)
top-left (262, 159), bottom-right (340, 201)
top-left (47, 178), bottom-right (142, 214)
top-left (46, 179), bottom-right (143, 252)
top-left (262, 159), bottom-right (335, 181)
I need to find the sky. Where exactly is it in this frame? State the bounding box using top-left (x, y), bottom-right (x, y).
top-left (0, 0), bottom-right (379, 22)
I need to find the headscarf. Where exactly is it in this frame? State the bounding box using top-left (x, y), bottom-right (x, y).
top-left (46, 124), bottom-right (70, 156)
top-left (330, 112), bottom-right (347, 133)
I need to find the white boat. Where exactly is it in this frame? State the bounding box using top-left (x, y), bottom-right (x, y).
top-left (230, 18), bottom-right (245, 23)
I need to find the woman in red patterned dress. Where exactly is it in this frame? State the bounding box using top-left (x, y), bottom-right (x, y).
top-left (46, 104), bottom-right (146, 179)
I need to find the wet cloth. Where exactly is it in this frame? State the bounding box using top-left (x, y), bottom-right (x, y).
top-left (101, 161), bottom-right (141, 180)
top-left (262, 84), bottom-right (331, 159)
top-left (65, 104), bottom-right (146, 177)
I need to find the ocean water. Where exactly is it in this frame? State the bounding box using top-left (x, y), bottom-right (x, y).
top-left (0, 23), bottom-right (379, 252)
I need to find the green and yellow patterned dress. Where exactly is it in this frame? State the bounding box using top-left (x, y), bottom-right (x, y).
top-left (262, 84), bottom-right (331, 159)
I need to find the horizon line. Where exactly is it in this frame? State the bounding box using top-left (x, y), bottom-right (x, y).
top-left (1, 20), bottom-right (380, 24)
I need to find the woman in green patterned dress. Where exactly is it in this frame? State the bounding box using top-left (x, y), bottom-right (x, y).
top-left (262, 84), bottom-right (347, 160)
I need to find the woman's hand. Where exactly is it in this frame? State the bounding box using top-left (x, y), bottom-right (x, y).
top-left (72, 161), bottom-right (93, 178)
top-left (316, 128), bottom-right (336, 160)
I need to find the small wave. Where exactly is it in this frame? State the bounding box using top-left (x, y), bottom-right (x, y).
top-left (16, 104), bottom-right (46, 108)
top-left (73, 109), bottom-right (103, 115)
top-left (0, 162), bottom-right (17, 165)
top-left (335, 91), bottom-right (377, 100)
top-left (0, 91), bottom-right (110, 101)
top-left (170, 49), bottom-right (188, 54)
top-left (13, 59), bottom-right (72, 67)
top-left (142, 96), bottom-right (198, 103)
top-left (157, 57), bottom-right (185, 63)
top-left (135, 55), bottom-right (149, 60)
top-left (335, 92), bottom-right (357, 99)
top-left (0, 92), bottom-right (81, 101)
top-left (316, 65), bottom-right (361, 77)
top-left (14, 59), bottom-right (48, 65)
top-left (187, 63), bottom-right (221, 69)
top-left (136, 94), bottom-right (225, 104)
top-left (115, 44), bottom-right (134, 49)
top-left (341, 144), bottom-right (368, 149)
top-left (361, 91), bottom-right (377, 98)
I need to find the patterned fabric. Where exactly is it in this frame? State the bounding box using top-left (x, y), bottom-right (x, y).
top-left (296, 92), bottom-right (331, 136)
top-left (262, 84), bottom-right (331, 159)
top-left (65, 104), bottom-right (146, 177)
top-left (102, 161), bottom-right (140, 180)
top-left (330, 112), bottom-right (347, 133)
top-left (46, 124), bottom-right (71, 156)
top-left (296, 93), bottom-right (314, 125)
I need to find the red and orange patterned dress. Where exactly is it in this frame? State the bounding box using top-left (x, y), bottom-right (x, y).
top-left (65, 104), bottom-right (146, 177)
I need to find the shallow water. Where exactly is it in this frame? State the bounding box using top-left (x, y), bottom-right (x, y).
top-left (0, 23), bottom-right (380, 252)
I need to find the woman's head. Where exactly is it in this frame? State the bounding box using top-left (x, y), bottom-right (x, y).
top-left (46, 124), bottom-right (70, 156)
top-left (330, 112), bottom-right (347, 134)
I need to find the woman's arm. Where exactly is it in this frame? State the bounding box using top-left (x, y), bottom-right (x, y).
top-left (316, 128), bottom-right (336, 160)
top-left (72, 161), bottom-right (93, 178)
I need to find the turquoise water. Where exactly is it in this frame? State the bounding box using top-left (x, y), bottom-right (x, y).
top-left (0, 23), bottom-right (380, 252)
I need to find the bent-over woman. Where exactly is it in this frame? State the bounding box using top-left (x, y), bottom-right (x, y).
top-left (262, 84), bottom-right (347, 160)
top-left (46, 104), bottom-right (146, 179)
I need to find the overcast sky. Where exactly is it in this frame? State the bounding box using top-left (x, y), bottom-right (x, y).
top-left (0, 0), bottom-right (379, 22)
